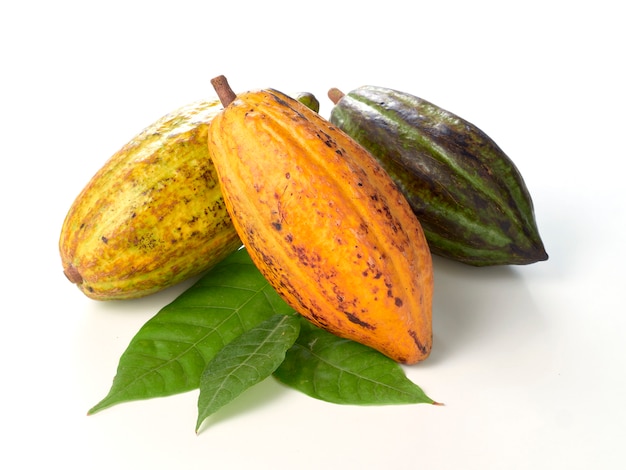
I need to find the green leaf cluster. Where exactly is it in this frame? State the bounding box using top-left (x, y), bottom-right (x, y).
top-left (88, 248), bottom-right (438, 432)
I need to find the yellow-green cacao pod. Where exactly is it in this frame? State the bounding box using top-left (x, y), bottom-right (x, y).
top-left (59, 100), bottom-right (243, 300)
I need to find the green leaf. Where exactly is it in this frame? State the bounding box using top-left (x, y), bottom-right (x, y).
top-left (273, 319), bottom-right (438, 406)
top-left (88, 249), bottom-right (294, 415)
top-left (196, 314), bottom-right (300, 432)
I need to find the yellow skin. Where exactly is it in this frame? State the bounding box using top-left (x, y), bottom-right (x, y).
top-left (208, 89), bottom-right (434, 364)
top-left (59, 100), bottom-right (242, 300)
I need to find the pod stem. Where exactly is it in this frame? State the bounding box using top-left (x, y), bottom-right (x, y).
top-left (328, 88), bottom-right (345, 105)
top-left (211, 75), bottom-right (237, 107)
top-left (64, 264), bottom-right (83, 284)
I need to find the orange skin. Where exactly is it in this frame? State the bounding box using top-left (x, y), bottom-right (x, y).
top-left (208, 86), bottom-right (433, 364)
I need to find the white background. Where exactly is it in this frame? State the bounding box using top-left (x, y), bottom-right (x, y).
top-left (2, 1), bottom-right (624, 469)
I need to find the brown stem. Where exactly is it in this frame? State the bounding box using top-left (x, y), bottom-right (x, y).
top-left (327, 88), bottom-right (345, 105)
top-left (63, 264), bottom-right (83, 284)
top-left (211, 75), bottom-right (237, 107)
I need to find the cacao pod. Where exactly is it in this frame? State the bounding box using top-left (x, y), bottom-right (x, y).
top-left (293, 92), bottom-right (320, 113)
top-left (59, 99), bottom-right (243, 300)
top-left (207, 76), bottom-right (433, 364)
top-left (328, 86), bottom-right (548, 266)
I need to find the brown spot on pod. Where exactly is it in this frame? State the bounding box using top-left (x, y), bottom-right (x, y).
top-left (345, 312), bottom-right (375, 330)
top-left (410, 330), bottom-right (430, 355)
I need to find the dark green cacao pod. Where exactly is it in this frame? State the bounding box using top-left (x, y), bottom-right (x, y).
top-left (328, 86), bottom-right (548, 266)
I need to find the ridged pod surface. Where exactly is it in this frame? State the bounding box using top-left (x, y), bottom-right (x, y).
top-left (329, 86), bottom-right (548, 266)
top-left (208, 77), bottom-right (433, 364)
top-left (59, 100), bottom-right (243, 300)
